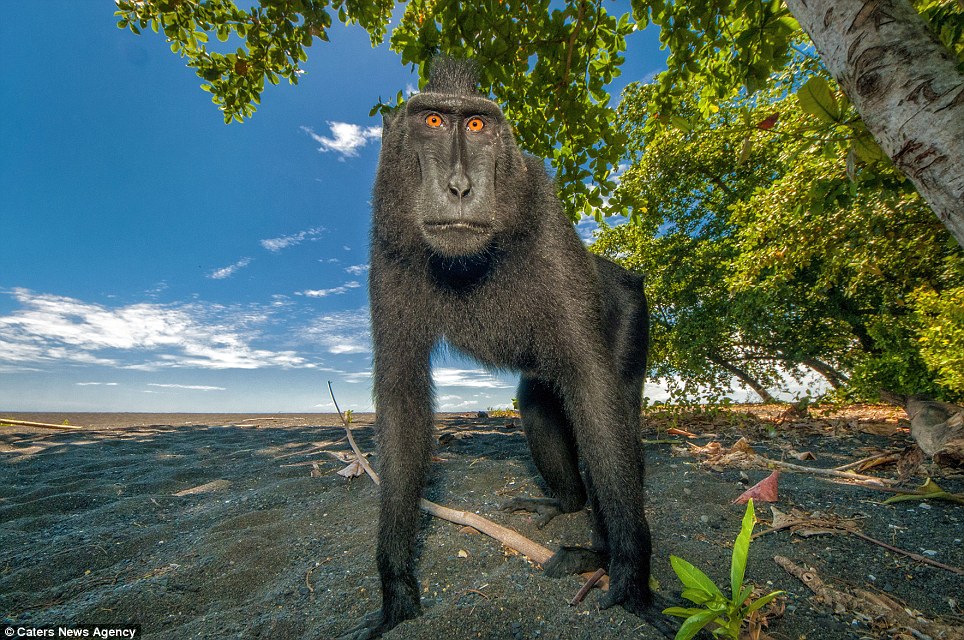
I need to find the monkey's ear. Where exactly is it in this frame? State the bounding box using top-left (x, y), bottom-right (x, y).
top-left (382, 112), bottom-right (397, 132)
top-left (381, 104), bottom-right (408, 135)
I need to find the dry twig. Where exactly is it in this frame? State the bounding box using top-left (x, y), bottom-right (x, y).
top-left (756, 509), bottom-right (964, 576)
top-left (833, 451), bottom-right (901, 472)
top-left (763, 458), bottom-right (897, 485)
top-left (569, 568), bottom-right (606, 606)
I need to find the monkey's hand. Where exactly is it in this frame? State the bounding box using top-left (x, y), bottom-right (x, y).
top-left (542, 546), bottom-right (608, 576)
top-left (500, 496), bottom-right (567, 528)
top-left (598, 569), bottom-right (677, 639)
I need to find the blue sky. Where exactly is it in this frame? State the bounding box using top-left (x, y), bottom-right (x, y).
top-left (0, 2), bottom-right (671, 413)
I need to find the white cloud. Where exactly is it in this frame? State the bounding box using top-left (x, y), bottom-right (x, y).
top-left (297, 281), bottom-right (362, 298)
top-left (0, 289), bottom-right (311, 371)
top-left (345, 264), bottom-right (370, 276)
top-left (576, 212), bottom-right (630, 245)
top-left (76, 381), bottom-right (119, 386)
top-left (260, 227), bottom-right (325, 252)
top-left (432, 368), bottom-right (514, 389)
top-left (301, 122), bottom-right (381, 158)
top-left (343, 370), bottom-right (372, 383)
top-left (301, 308), bottom-right (371, 355)
top-left (439, 399), bottom-right (478, 410)
top-left (208, 257), bottom-right (252, 280)
top-left (148, 383), bottom-right (226, 391)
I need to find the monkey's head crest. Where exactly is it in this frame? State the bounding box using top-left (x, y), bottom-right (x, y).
top-left (423, 56), bottom-right (481, 96)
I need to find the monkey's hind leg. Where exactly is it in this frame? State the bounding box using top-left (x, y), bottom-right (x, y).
top-left (501, 376), bottom-right (587, 528)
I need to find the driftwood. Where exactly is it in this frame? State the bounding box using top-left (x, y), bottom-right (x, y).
top-left (775, 555), bottom-right (964, 640)
top-left (882, 393), bottom-right (964, 467)
top-left (0, 418), bottom-right (85, 430)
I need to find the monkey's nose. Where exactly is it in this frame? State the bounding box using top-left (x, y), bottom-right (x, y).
top-left (448, 173), bottom-right (472, 199)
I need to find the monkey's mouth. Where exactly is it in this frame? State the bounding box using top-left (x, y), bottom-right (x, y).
top-left (422, 220), bottom-right (492, 233)
top-left (421, 219), bottom-right (494, 257)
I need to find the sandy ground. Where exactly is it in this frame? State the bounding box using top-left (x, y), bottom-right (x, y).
top-left (1, 408), bottom-right (962, 639)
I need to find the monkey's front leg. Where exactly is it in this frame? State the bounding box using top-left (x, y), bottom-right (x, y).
top-left (559, 366), bottom-right (675, 638)
top-left (339, 334), bottom-right (435, 640)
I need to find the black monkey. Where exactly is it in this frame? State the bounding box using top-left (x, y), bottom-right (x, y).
top-left (342, 58), bottom-right (669, 639)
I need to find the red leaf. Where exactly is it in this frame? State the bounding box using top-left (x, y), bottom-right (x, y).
top-left (734, 470), bottom-right (780, 504)
top-left (756, 113), bottom-right (779, 130)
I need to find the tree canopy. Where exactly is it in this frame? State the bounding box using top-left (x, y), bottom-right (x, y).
top-left (593, 61), bottom-right (963, 402)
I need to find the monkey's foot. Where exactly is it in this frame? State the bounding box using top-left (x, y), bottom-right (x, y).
top-left (337, 603), bottom-right (420, 640)
top-left (501, 496), bottom-right (566, 528)
top-left (337, 611), bottom-right (386, 640)
top-left (598, 576), bottom-right (677, 638)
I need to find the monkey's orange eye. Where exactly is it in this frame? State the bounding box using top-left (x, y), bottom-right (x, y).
top-left (466, 117), bottom-right (485, 132)
top-left (425, 113), bottom-right (443, 128)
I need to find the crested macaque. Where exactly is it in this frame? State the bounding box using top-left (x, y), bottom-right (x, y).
top-left (342, 57), bottom-right (669, 639)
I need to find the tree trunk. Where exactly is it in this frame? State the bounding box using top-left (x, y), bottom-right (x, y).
top-left (784, 0), bottom-right (964, 247)
top-left (803, 357), bottom-right (850, 389)
top-left (708, 355), bottom-right (778, 403)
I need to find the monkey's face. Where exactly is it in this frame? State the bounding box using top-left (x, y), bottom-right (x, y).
top-left (405, 93), bottom-right (508, 257)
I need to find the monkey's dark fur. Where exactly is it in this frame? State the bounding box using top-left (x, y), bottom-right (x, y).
top-left (342, 57), bottom-right (668, 639)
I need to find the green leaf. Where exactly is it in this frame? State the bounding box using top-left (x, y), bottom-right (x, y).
top-left (797, 77), bottom-right (839, 123)
top-left (670, 555), bottom-right (725, 600)
top-left (883, 478), bottom-right (964, 505)
top-left (676, 609), bottom-right (721, 640)
top-left (669, 115), bottom-right (692, 132)
top-left (662, 606), bottom-right (708, 619)
top-left (681, 587), bottom-right (724, 606)
top-left (731, 499), bottom-right (755, 600)
top-left (853, 131), bottom-right (887, 164)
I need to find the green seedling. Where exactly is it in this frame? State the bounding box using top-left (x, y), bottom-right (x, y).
top-left (663, 499), bottom-right (783, 640)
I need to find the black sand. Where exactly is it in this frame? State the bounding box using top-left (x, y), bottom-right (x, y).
top-left (1, 409), bottom-right (961, 639)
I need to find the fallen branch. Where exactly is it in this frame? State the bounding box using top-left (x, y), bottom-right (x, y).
top-left (762, 458), bottom-right (897, 486)
top-left (774, 555), bottom-right (960, 638)
top-left (0, 418), bottom-right (85, 430)
top-left (419, 498), bottom-right (552, 564)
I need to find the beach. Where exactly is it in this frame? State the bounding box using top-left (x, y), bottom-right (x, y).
top-left (1, 408), bottom-right (961, 639)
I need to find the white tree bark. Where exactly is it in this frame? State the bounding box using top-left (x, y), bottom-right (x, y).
top-left (784, 0), bottom-right (964, 247)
